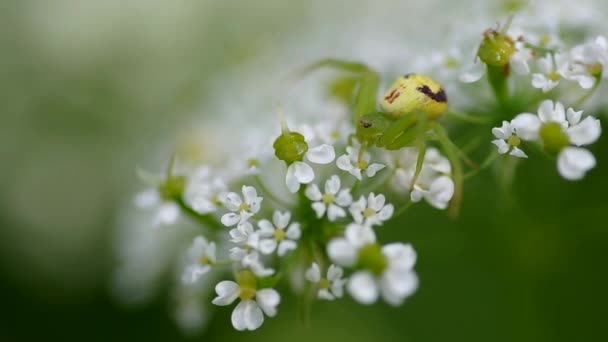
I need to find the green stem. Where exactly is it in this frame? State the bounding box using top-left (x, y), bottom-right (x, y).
top-left (174, 197), bottom-right (222, 230)
top-left (445, 111), bottom-right (493, 125)
top-left (393, 201), bottom-right (413, 219)
top-left (464, 149), bottom-right (499, 179)
top-left (575, 76), bottom-right (602, 107)
top-left (487, 64), bottom-right (509, 107)
top-left (432, 123), bottom-right (464, 218)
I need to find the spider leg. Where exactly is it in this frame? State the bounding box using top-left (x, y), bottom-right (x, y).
top-left (293, 58), bottom-right (380, 122)
top-left (410, 111), bottom-right (429, 188)
top-left (378, 113), bottom-right (418, 148)
top-left (431, 122), bottom-right (463, 218)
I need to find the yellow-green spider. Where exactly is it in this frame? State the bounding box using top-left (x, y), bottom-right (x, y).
top-left (297, 59), bottom-right (464, 216)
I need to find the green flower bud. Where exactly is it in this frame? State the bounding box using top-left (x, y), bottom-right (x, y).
top-left (477, 30), bottom-right (516, 67)
top-left (539, 122), bottom-right (569, 156)
top-left (273, 131), bottom-right (308, 163)
top-left (357, 243), bottom-right (387, 276)
top-left (159, 175), bottom-right (186, 201)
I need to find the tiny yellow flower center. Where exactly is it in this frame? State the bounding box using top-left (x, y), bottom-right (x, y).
top-left (539, 122), bottom-right (569, 156)
top-left (363, 208), bottom-right (376, 218)
top-left (357, 159), bottom-right (369, 171)
top-left (587, 63), bottom-right (603, 77)
top-left (357, 244), bottom-right (388, 276)
top-left (318, 278), bottom-right (331, 289)
top-left (238, 203), bottom-right (250, 212)
top-left (548, 71), bottom-right (561, 81)
top-left (247, 158), bottom-right (259, 169)
top-left (199, 256), bottom-right (211, 265)
top-left (273, 228), bottom-right (286, 241)
top-left (211, 195), bottom-right (223, 206)
top-left (236, 270), bottom-right (257, 300)
top-left (507, 134), bottom-right (521, 148)
top-left (445, 56), bottom-right (460, 69)
top-left (330, 130), bottom-right (341, 140)
top-left (322, 193), bottom-right (335, 204)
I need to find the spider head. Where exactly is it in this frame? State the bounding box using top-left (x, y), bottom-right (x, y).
top-left (356, 113), bottom-right (392, 145)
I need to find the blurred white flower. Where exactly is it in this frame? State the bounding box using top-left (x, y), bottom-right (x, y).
top-left (305, 262), bottom-right (347, 300)
top-left (134, 189), bottom-right (180, 227)
top-left (184, 167), bottom-right (228, 215)
top-left (327, 223), bottom-right (376, 267)
top-left (181, 236), bottom-right (216, 285)
top-left (305, 175), bottom-right (353, 221)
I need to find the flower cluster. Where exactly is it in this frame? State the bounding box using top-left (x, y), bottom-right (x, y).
top-left (117, 3), bottom-right (605, 334)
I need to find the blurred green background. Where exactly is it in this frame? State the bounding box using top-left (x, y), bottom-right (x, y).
top-left (1, 0), bottom-right (607, 341)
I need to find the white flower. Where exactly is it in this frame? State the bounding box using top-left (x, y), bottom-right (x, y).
top-left (285, 144), bottom-right (335, 193)
top-left (305, 175), bottom-right (353, 221)
top-left (181, 236), bottom-right (216, 285)
top-left (491, 121), bottom-right (528, 158)
top-left (134, 189), bottom-right (180, 226)
top-left (570, 35), bottom-right (608, 79)
top-left (347, 243), bottom-right (418, 306)
top-left (228, 222), bottom-right (275, 277)
top-left (184, 167), bottom-right (228, 214)
top-left (531, 53), bottom-right (570, 92)
top-left (511, 100), bottom-right (602, 180)
top-left (212, 278), bottom-right (280, 331)
top-left (390, 147), bottom-right (455, 210)
top-left (349, 193), bottom-right (394, 226)
top-left (258, 211), bottom-right (301, 257)
top-left (221, 186), bottom-right (263, 226)
top-left (327, 223), bottom-right (377, 267)
top-left (305, 263), bottom-right (347, 300)
top-left (337, 143), bottom-right (385, 180)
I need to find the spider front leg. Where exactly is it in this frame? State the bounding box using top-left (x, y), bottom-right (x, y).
top-left (294, 58), bottom-right (380, 122)
top-left (431, 122), bottom-right (464, 218)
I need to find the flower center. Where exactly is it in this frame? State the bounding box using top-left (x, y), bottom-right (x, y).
top-left (322, 193), bottom-right (335, 204)
top-left (318, 278), bottom-right (331, 289)
top-left (548, 71), bottom-right (561, 81)
top-left (236, 270), bottom-right (257, 300)
top-left (445, 56), bottom-right (460, 69)
top-left (247, 158), bottom-right (259, 169)
top-left (357, 159), bottom-right (369, 171)
top-left (507, 134), bottom-right (521, 148)
top-left (238, 203), bottom-right (250, 212)
top-left (357, 244), bottom-right (388, 275)
top-left (587, 63), bottom-right (603, 77)
top-left (363, 208), bottom-right (376, 218)
top-left (159, 176), bottom-right (186, 201)
top-left (539, 122), bottom-right (569, 156)
top-left (273, 228), bottom-right (286, 241)
top-left (199, 256), bottom-right (211, 265)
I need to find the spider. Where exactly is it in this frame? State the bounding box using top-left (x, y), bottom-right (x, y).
top-left (297, 59), bottom-right (466, 216)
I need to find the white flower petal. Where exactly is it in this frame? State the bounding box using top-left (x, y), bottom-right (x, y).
top-left (459, 61), bottom-right (485, 83)
top-left (509, 147), bottom-right (528, 158)
top-left (259, 239), bottom-right (278, 255)
top-left (327, 264), bottom-right (343, 281)
top-left (327, 204), bottom-right (346, 221)
top-left (306, 144), bottom-right (336, 164)
top-left (256, 289), bottom-right (280, 317)
top-left (285, 223), bottom-right (301, 240)
top-left (277, 240), bottom-right (297, 256)
top-left (382, 243), bottom-right (417, 270)
top-left (285, 163), bottom-right (301, 193)
top-left (327, 238), bottom-right (357, 266)
top-left (212, 281), bottom-right (240, 306)
top-left (305, 263), bottom-right (321, 282)
top-left (335, 189), bottom-right (353, 206)
top-left (365, 163), bottom-right (386, 177)
top-left (293, 161), bottom-right (315, 184)
top-left (511, 113), bottom-right (541, 141)
top-left (221, 213), bottom-right (241, 227)
top-left (566, 116), bottom-right (602, 146)
top-left (243, 300), bottom-right (264, 331)
top-left (311, 202), bottom-right (327, 218)
top-left (158, 203), bottom-right (180, 225)
top-left (257, 220), bottom-right (275, 237)
top-left (325, 175), bottom-right (341, 194)
top-left (492, 139), bottom-right (510, 154)
top-left (305, 184), bottom-right (323, 201)
top-left (557, 147), bottom-right (596, 181)
top-left (273, 211), bottom-right (291, 229)
top-left (134, 189), bottom-right (160, 208)
top-left (336, 154), bottom-right (353, 172)
top-left (347, 271), bottom-right (379, 305)
top-left (345, 223), bottom-right (376, 247)
top-left (242, 186), bottom-right (258, 204)
top-left (231, 300), bottom-right (247, 331)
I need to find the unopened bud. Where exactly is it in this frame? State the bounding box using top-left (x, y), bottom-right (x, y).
top-left (477, 30), bottom-right (516, 67)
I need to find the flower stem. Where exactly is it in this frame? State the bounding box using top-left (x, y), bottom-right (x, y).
top-left (393, 201), bottom-right (413, 219)
top-left (575, 76), bottom-right (602, 107)
top-left (174, 197), bottom-right (222, 230)
top-left (487, 64), bottom-right (509, 107)
top-left (445, 111), bottom-right (493, 125)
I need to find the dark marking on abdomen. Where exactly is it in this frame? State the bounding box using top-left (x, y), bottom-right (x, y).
top-left (417, 85), bottom-right (447, 103)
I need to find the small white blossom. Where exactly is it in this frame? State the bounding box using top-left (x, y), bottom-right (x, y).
top-left (228, 222), bottom-right (274, 277)
top-left (347, 243), bottom-right (418, 306)
top-left (327, 225), bottom-right (418, 306)
top-left (285, 144), bottom-right (336, 193)
top-left (212, 279), bottom-right (280, 331)
top-left (531, 53), bottom-right (571, 92)
top-left (337, 142), bottom-right (385, 180)
top-left (491, 121), bottom-right (528, 158)
top-left (221, 186), bottom-right (263, 226)
top-left (512, 100), bottom-right (602, 180)
top-left (570, 35), bottom-right (608, 79)
top-left (181, 236), bottom-right (216, 285)
top-left (305, 263), bottom-right (347, 300)
top-left (349, 193), bottom-right (394, 227)
top-left (258, 211), bottom-right (301, 257)
top-left (184, 167), bottom-right (228, 214)
top-left (305, 175), bottom-right (353, 221)
top-left (134, 189), bottom-right (180, 226)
